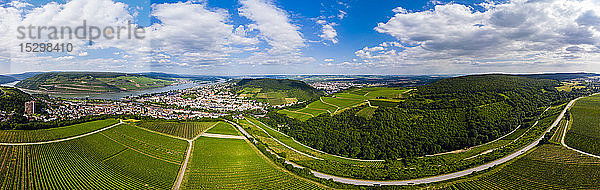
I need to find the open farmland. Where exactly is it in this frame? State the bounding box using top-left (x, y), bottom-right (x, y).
top-left (280, 87), bottom-right (411, 120)
top-left (438, 144), bottom-right (600, 190)
top-left (100, 124), bottom-right (188, 164)
top-left (0, 119), bottom-right (119, 143)
top-left (181, 137), bottom-right (324, 189)
top-left (137, 121), bottom-right (217, 139)
top-left (565, 94), bottom-right (600, 156)
top-left (0, 125), bottom-right (182, 189)
top-left (204, 122), bottom-right (240, 136)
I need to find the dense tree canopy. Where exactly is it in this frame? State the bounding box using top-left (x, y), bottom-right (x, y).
top-left (260, 75), bottom-right (591, 159)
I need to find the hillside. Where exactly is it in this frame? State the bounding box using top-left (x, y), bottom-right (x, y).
top-left (15, 72), bottom-right (175, 94)
top-left (0, 75), bottom-right (17, 84)
top-left (0, 87), bottom-right (31, 113)
top-left (260, 74), bottom-right (584, 159)
top-left (234, 79), bottom-right (322, 105)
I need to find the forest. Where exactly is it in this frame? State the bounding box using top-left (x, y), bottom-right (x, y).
top-left (259, 75), bottom-right (593, 159)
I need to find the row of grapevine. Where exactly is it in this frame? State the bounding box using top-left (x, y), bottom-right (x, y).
top-left (0, 119), bottom-right (118, 143)
top-left (0, 129), bottom-right (181, 189)
top-left (182, 137), bottom-right (324, 189)
top-left (204, 122), bottom-right (240, 136)
top-left (440, 145), bottom-right (600, 189)
top-left (137, 121), bottom-right (217, 139)
top-left (565, 95), bottom-right (600, 156)
top-left (100, 124), bottom-right (188, 164)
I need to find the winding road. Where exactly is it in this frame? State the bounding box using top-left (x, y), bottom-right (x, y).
top-left (302, 98), bottom-right (577, 185)
top-left (243, 98), bottom-right (579, 186)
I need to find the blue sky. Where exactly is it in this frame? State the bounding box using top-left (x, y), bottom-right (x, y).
top-left (1, 0), bottom-right (599, 75)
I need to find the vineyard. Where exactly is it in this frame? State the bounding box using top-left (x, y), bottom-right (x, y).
top-left (439, 144), bottom-right (600, 189)
top-left (278, 87), bottom-right (410, 121)
top-left (100, 124), bottom-right (188, 164)
top-left (137, 121), bottom-right (217, 139)
top-left (204, 122), bottom-right (240, 136)
top-left (181, 137), bottom-right (324, 189)
top-left (0, 127), bottom-right (181, 189)
top-left (0, 119), bottom-right (118, 143)
top-left (565, 94), bottom-right (600, 156)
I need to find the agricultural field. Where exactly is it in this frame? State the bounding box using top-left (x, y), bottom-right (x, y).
top-left (277, 109), bottom-right (313, 121)
top-left (555, 81), bottom-right (587, 92)
top-left (565, 94), bottom-right (600, 155)
top-left (181, 137), bottom-right (324, 189)
top-left (0, 119), bottom-right (119, 143)
top-left (239, 88), bottom-right (299, 106)
top-left (204, 122), bottom-right (240, 136)
top-left (279, 87), bottom-right (411, 120)
top-left (550, 118), bottom-right (569, 144)
top-left (100, 124), bottom-right (189, 164)
top-left (346, 87), bottom-right (411, 99)
top-left (137, 121), bottom-right (217, 139)
top-left (356, 106), bottom-right (377, 119)
top-left (0, 126), bottom-right (181, 189)
top-left (438, 144), bottom-right (600, 190)
top-left (98, 76), bottom-right (174, 91)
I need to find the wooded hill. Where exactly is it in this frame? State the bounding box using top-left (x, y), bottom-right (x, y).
top-left (0, 87), bottom-right (31, 114)
top-left (16, 72), bottom-right (174, 94)
top-left (260, 74), bottom-right (593, 159)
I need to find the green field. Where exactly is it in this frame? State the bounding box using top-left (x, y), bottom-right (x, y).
top-left (565, 94), bottom-right (600, 155)
top-left (0, 119), bottom-right (119, 143)
top-left (181, 137), bottom-right (324, 189)
top-left (98, 76), bottom-right (173, 91)
top-left (100, 124), bottom-right (188, 164)
top-left (277, 109), bottom-right (314, 121)
top-left (137, 121), bottom-right (217, 139)
top-left (356, 107), bottom-right (377, 119)
top-left (205, 122), bottom-right (240, 135)
top-left (439, 144), bottom-right (600, 189)
top-left (280, 87), bottom-right (411, 120)
top-left (0, 125), bottom-right (182, 189)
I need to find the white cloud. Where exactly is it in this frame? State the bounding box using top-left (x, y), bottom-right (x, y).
top-left (338, 10), bottom-right (347, 19)
top-left (7, 1), bottom-right (32, 8)
top-left (366, 0), bottom-right (600, 70)
top-left (150, 2), bottom-right (258, 68)
top-left (239, 0), bottom-right (305, 54)
top-left (0, 0), bottom-right (151, 73)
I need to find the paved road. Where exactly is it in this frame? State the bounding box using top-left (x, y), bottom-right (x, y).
top-left (296, 99), bottom-right (578, 186)
top-left (0, 121), bottom-right (124, 146)
top-left (201, 133), bottom-right (246, 139)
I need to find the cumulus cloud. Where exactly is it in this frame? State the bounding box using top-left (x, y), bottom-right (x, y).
top-left (150, 2), bottom-right (258, 68)
top-left (366, 0), bottom-right (600, 69)
top-left (237, 0), bottom-right (313, 65)
top-left (239, 0), bottom-right (304, 53)
top-left (317, 20), bottom-right (338, 44)
top-left (0, 0), bottom-right (151, 73)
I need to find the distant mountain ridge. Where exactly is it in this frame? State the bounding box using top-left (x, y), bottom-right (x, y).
top-left (15, 72), bottom-right (175, 94)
